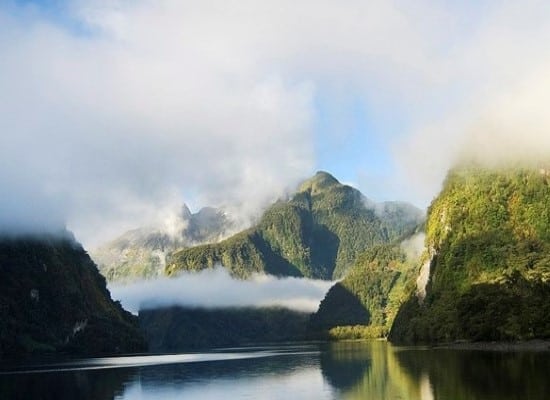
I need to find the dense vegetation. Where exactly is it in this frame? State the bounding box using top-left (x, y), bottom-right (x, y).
top-left (139, 306), bottom-right (310, 351)
top-left (92, 205), bottom-right (235, 282)
top-left (390, 166), bottom-right (550, 344)
top-left (310, 244), bottom-right (419, 339)
top-left (168, 172), bottom-right (423, 280)
top-left (0, 232), bottom-right (146, 358)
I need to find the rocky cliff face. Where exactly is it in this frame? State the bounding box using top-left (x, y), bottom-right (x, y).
top-left (91, 205), bottom-right (236, 282)
top-left (0, 232), bottom-right (145, 358)
top-left (390, 166), bottom-right (550, 344)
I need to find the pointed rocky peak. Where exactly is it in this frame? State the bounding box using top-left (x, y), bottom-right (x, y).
top-left (299, 171), bottom-right (341, 195)
top-left (192, 207), bottom-right (228, 229)
top-left (180, 203), bottom-right (192, 220)
top-left (195, 206), bottom-right (222, 219)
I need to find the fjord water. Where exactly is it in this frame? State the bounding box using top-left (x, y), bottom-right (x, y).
top-left (1, 341), bottom-right (549, 399)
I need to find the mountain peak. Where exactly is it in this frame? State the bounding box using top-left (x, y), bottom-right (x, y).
top-left (299, 171), bottom-right (341, 195)
top-left (181, 203), bottom-right (192, 219)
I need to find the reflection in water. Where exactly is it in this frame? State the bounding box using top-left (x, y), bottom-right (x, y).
top-left (325, 341), bottom-right (423, 400)
top-left (130, 363), bottom-right (331, 400)
top-left (395, 347), bottom-right (550, 400)
top-left (319, 341), bottom-right (371, 391)
top-left (135, 348), bottom-right (329, 398)
top-left (0, 367), bottom-right (137, 400)
top-left (0, 342), bottom-right (549, 399)
top-left (419, 373), bottom-right (435, 400)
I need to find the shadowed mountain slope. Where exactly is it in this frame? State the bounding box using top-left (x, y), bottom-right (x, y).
top-left (167, 172), bottom-right (423, 280)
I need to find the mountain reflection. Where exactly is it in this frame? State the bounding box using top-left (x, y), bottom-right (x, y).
top-left (320, 341), bottom-right (426, 400)
top-left (0, 367), bottom-right (137, 400)
top-left (319, 342), bottom-right (371, 391)
top-left (0, 342), bottom-right (549, 399)
top-left (395, 347), bottom-right (550, 400)
top-left (320, 341), bottom-right (550, 400)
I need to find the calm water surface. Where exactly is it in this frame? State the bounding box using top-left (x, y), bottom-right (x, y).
top-left (1, 341), bottom-right (549, 399)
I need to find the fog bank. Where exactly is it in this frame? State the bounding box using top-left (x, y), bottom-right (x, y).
top-left (109, 267), bottom-right (334, 314)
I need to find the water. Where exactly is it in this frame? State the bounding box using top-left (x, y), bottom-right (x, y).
top-left (1, 341), bottom-right (549, 399)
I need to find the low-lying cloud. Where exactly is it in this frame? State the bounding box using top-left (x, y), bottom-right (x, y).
top-left (109, 267), bottom-right (334, 314)
top-left (400, 233), bottom-right (426, 262)
top-left (392, 2), bottom-right (550, 206)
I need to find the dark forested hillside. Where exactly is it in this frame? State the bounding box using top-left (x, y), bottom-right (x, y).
top-left (139, 306), bottom-right (311, 351)
top-left (0, 232), bottom-right (145, 357)
top-left (390, 166), bottom-right (550, 344)
top-left (168, 172), bottom-right (423, 280)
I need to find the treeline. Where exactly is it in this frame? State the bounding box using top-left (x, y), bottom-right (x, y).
top-left (139, 306), bottom-right (311, 351)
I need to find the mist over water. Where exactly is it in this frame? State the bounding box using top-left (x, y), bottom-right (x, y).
top-left (109, 267), bottom-right (334, 313)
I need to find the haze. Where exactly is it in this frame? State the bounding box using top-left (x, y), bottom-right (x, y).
top-left (1, 1), bottom-right (550, 247)
top-left (109, 267), bottom-right (334, 314)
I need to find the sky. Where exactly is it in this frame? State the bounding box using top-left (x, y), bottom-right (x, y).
top-left (2, 0), bottom-right (550, 247)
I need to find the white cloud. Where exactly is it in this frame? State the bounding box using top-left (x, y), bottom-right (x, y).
top-left (392, 1), bottom-right (550, 205)
top-left (400, 233), bottom-right (426, 262)
top-left (0, 1), bottom-right (315, 246)
top-left (2, 0), bottom-right (550, 245)
top-left (109, 267), bottom-right (334, 313)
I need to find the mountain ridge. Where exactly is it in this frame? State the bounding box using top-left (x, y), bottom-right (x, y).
top-left (91, 204), bottom-right (237, 282)
top-left (167, 171), bottom-right (424, 280)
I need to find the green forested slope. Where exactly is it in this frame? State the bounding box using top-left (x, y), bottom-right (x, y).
top-left (310, 244), bottom-right (418, 339)
top-left (0, 232), bottom-right (146, 357)
top-left (167, 172), bottom-right (423, 280)
top-left (390, 166), bottom-right (550, 344)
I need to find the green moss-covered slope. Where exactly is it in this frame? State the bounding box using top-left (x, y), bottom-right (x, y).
top-left (0, 232), bottom-right (146, 358)
top-left (168, 172), bottom-right (423, 280)
top-left (309, 243), bottom-right (418, 339)
top-left (390, 166), bottom-right (550, 344)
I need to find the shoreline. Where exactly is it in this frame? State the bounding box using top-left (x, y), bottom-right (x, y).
top-left (434, 339), bottom-right (550, 352)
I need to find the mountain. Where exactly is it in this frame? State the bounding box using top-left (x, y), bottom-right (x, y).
top-left (0, 231), bottom-right (145, 357)
top-left (91, 205), bottom-right (235, 282)
top-left (139, 306), bottom-right (310, 351)
top-left (309, 242), bottom-right (419, 339)
top-left (167, 171), bottom-right (424, 280)
top-left (390, 165), bottom-right (550, 344)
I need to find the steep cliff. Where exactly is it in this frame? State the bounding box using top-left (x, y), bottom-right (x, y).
top-left (0, 232), bottom-right (146, 357)
top-left (390, 166), bottom-right (550, 344)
